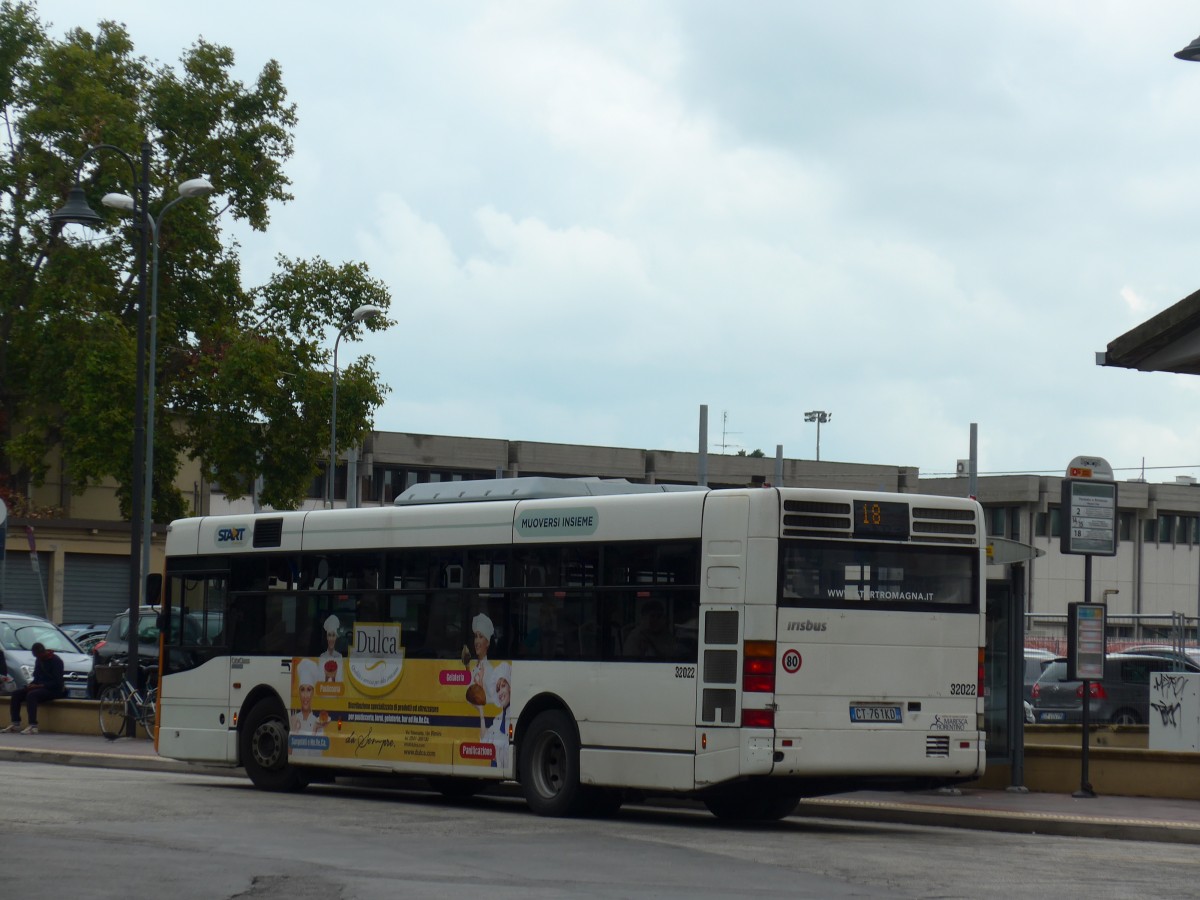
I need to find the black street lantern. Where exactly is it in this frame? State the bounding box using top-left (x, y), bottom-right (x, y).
top-left (1176, 34), bottom-right (1200, 62)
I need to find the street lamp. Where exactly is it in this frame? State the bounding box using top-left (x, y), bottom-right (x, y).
top-left (327, 304), bottom-right (384, 508)
top-left (103, 178), bottom-right (214, 591)
top-left (51, 143), bottom-right (150, 733)
top-left (804, 410), bottom-right (832, 461)
top-left (1176, 34), bottom-right (1200, 61)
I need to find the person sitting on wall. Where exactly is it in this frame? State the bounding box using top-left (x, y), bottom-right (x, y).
top-left (3, 642), bottom-right (65, 735)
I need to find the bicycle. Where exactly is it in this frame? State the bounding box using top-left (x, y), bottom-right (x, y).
top-left (95, 662), bottom-right (158, 741)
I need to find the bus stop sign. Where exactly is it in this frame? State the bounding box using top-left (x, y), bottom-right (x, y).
top-left (1060, 455), bottom-right (1117, 557)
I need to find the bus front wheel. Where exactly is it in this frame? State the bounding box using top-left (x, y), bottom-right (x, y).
top-left (519, 709), bottom-right (590, 817)
top-left (241, 700), bottom-right (307, 793)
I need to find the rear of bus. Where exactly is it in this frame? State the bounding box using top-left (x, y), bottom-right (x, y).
top-left (697, 488), bottom-right (985, 806)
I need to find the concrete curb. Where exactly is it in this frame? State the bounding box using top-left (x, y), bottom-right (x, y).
top-left (794, 796), bottom-right (1200, 845)
top-left (0, 744), bottom-right (241, 778)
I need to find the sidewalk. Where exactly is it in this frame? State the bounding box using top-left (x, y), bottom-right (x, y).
top-left (3, 730), bottom-right (1200, 843)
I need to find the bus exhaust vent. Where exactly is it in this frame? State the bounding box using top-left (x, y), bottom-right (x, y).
top-left (253, 518), bottom-right (284, 548)
top-left (781, 500), bottom-right (851, 538)
top-left (925, 735), bottom-right (950, 758)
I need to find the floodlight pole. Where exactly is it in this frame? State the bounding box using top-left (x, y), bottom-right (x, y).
top-left (52, 142), bottom-right (150, 737)
top-left (326, 305), bottom-right (383, 508)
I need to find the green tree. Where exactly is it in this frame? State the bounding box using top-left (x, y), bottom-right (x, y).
top-left (0, 2), bottom-right (391, 518)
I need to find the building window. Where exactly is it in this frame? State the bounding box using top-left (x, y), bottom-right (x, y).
top-left (1049, 507), bottom-right (1061, 539)
top-left (1035, 512), bottom-right (1047, 538)
top-left (1159, 514), bottom-right (1174, 544)
top-left (1008, 506), bottom-right (1020, 541)
top-left (987, 507), bottom-right (1005, 537)
top-left (1177, 516), bottom-right (1191, 545)
top-left (1119, 512), bottom-right (1133, 543)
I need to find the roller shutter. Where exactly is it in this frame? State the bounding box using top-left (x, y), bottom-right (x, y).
top-left (0, 551), bottom-right (51, 617)
top-left (63, 553), bottom-right (130, 623)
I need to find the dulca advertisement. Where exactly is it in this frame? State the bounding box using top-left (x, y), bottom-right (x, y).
top-left (288, 614), bottom-right (511, 770)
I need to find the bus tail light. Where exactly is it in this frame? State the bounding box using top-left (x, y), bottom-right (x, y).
top-left (978, 647), bottom-right (986, 698)
top-left (741, 708), bottom-right (774, 728)
top-left (743, 641), bottom-right (776, 693)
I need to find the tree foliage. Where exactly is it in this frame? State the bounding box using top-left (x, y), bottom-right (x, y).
top-left (0, 2), bottom-right (391, 518)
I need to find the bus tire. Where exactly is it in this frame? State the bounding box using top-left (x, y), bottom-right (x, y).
top-left (241, 699), bottom-right (307, 793)
top-left (519, 709), bottom-right (590, 817)
top-left (704, 790), bottom-right (799, 822)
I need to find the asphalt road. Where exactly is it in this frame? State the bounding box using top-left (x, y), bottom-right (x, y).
top-left (11, 760), bottom-right (1200, 899)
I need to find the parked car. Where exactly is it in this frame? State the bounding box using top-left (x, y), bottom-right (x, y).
top-left (0, 611), bottom-right (93, 700)
top-left (1118, 645), bottom-right (1200, 669)
top-left (90, 606), bottom-right (222, 695)
top-left (90, 606), bottom-right (166, 695)
top-left (1031, 653), bottom-right (1200, 725)
top-left (60, 624), bottom-right (109, 654)
top-left (1023, 648), bottom-right (1058, 705)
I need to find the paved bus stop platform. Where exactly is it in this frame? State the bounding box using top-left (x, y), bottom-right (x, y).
top-left (3, 729), bottom-right (1199, 844)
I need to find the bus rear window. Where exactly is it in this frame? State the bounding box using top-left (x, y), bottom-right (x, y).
top-left (779, 541), bottom-right (977, 610)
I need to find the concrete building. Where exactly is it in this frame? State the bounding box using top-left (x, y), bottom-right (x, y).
top-left (5, 427), bottom-right (1200, 641)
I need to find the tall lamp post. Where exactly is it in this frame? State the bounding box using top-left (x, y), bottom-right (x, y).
top-left (804, 410), bottom-right (832, 461)
top-left (102, 179), bottom-right (213, 592)
top-left (51, 143), bottom-right (150, 730)
top-left (326, 304), bottom-right (384, 508)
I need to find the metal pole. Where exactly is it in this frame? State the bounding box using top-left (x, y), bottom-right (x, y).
top-left (698, 404), bottom-right (708, 487)
top-left (327, 326), bottom-right (349, 508)
top-left (969, 423), bottom-right (978, 499)
top-left (1074, 556), bottom-right (1096, 798)
top-left (139, 192), bottom-right (195, 597)
top-left (125, 141), bottom-right (151, 735)
top-left (139, 215), bottom-right (160, 610)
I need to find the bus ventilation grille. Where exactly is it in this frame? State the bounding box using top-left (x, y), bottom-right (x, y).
top-left (781, 500), bottom-right (850, 539)
top-left (911, 507), bottom-right (977, 545)
top-left (704, 610), bottom-right (739, 645)
top-left (779, 500), bottom-right (978, 546)
top-left (253, 518), bottom-right (284, 548)
top-left (925, 735), bottom-right (950, 758)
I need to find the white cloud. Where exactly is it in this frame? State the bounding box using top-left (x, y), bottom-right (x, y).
top-left (33, 0), bottom-right (1200, 480)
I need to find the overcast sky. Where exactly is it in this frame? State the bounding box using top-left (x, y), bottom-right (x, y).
top-left (32, 2), bottom-right (1200, 482)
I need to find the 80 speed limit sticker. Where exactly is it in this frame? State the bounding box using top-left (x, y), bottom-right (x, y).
top-left (781, 649), bottom-right (802, 673)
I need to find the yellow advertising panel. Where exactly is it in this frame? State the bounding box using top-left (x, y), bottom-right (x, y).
top-left (287, 621), bottom-right (512, 770)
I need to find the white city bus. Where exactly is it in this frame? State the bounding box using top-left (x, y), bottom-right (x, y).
top-left (155, 477), bottom-right (986, 820)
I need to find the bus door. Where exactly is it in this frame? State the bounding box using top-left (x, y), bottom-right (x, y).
top-left (159, 569), bottom-right (234, 763)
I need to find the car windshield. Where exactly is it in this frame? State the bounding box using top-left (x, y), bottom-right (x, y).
top-left (1037, 660), bottom-right (1071, 683)
top-left (0, 621), bottom-right (79, 653)
top-left (112, 611), bottom-right (209, 644)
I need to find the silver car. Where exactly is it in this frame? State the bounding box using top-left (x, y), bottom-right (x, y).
top-left (0, 612), bottom-right (93, 700)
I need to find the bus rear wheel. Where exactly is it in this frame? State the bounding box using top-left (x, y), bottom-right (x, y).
top-left (704, 789), bottom-right (800, 822)
top-left (519, 709), bottom-right (592, 817)
top-left (241, 699), bottom-right (307, 793)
